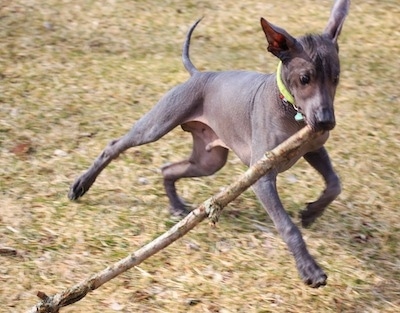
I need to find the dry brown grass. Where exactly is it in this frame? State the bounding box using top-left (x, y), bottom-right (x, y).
top-left (1, 0), bottom-right (399, 312)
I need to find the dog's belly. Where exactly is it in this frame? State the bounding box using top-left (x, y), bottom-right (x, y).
top-left (181, 120), bottom-right (229, 149)
top-left (181, 118), bottom-right (252, 163)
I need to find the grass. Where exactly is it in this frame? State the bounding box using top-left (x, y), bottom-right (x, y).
top-left (1, 0), bottom-right (399, 312)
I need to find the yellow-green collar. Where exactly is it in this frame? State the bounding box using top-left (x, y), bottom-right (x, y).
top-left (276, 61), bottom-right (295, 105)
top-left (276, 61), bottom-right (304, 122)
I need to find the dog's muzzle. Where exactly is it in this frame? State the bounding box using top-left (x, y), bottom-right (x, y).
top-left (314, 108), bottom-right (336, 131)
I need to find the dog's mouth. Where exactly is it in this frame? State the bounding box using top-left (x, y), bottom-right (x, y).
top-left (315, 120), bottom-right (336, 131)
top-left (297, 106), bottom-right (336, 131)
top-left (307, 115), bottom-right (336, 132)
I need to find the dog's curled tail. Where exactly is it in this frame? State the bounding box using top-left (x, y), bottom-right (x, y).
top-left (182, 18), bottom-right (203, 76)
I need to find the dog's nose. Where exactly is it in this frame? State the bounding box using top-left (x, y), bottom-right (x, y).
top-left (315, 109), bottom-right (336, 130)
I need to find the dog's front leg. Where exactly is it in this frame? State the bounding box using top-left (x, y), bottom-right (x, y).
top-left (301, 147), bottom-right (341, 228)
top-left (252, 173), bottom-right (327, 287)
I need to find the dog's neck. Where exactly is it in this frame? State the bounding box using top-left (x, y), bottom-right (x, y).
top-left (276, 61), bottom-right (304, 122)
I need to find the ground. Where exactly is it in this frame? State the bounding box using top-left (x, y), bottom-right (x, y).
top-left (0, 0), bottom-right (399, 312)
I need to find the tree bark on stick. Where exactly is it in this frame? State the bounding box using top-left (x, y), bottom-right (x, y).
top-left (27, 125), bottom-right (319, 313)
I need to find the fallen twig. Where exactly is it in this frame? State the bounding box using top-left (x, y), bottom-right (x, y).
top-left (27, 125), bottom-right (318, 313)
top-left (0, 246), bottom-right (19, 256)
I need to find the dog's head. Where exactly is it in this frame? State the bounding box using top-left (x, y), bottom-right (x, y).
top-left (260, 0), bottom-right (350, 131)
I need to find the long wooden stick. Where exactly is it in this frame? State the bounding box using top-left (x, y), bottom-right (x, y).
top-left (27, 125), bottom-right (318, 313)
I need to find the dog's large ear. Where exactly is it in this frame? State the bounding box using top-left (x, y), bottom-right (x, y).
top-left (260, 17), bottom-right (299, 59)
top-left (324, 0), bottom-right (350, 43)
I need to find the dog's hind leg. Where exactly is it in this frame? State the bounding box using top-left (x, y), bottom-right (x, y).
top-left (300, 147), bottom-right (341, 228)
top-left (161, 121), bottom-right (229, 216)
top-left (68, 83), bottom-right (201, 200)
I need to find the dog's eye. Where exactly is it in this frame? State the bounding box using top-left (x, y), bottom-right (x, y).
top-left (300, 75), bottom-right (310, 85)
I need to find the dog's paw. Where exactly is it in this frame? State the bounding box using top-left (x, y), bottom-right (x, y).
top-left (300, 203), bottom-right (324, 228)
top-left (297, 259), bottom-right (327, 288)
top-left (166, 195), bottom-right (192, 218)
top-left (68, 176), bottom-right (92, 200)
top-left (169, 205), bottom-right (191, 218)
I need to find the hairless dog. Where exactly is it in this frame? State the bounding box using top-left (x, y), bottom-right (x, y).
top-left (69, 0), bottom-right (350, 287)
